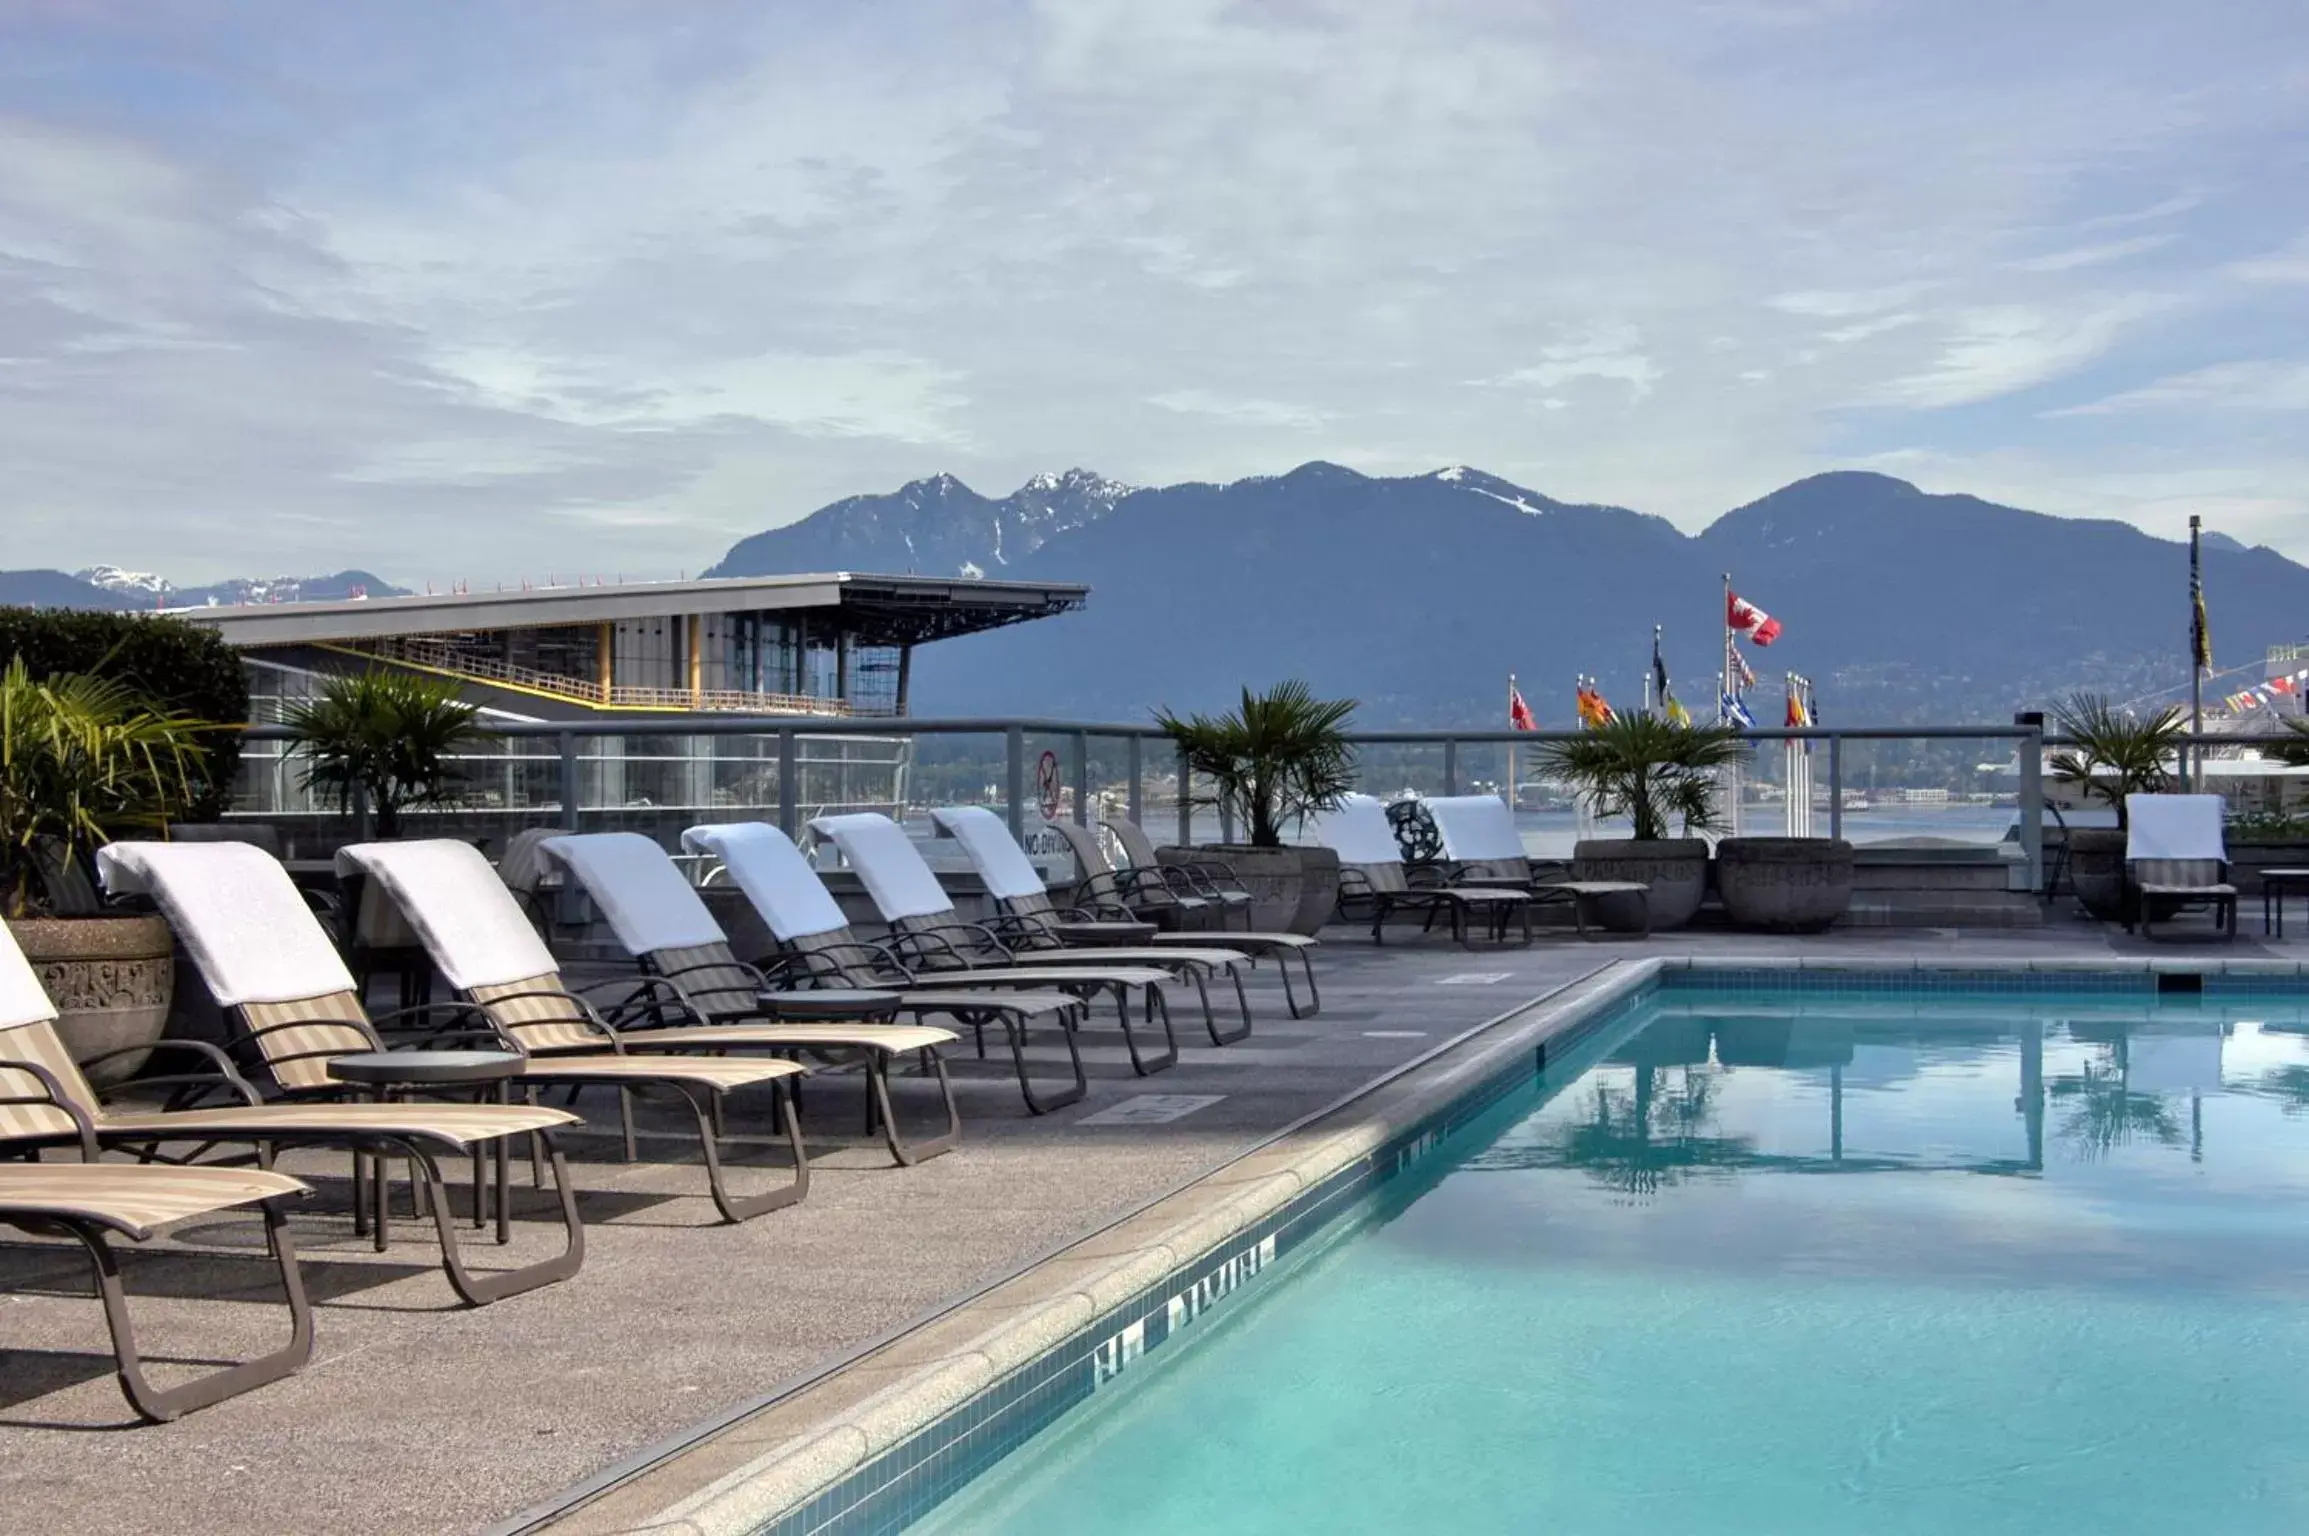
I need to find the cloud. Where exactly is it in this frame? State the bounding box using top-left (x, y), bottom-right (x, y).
top-left (1876, 296), bottom-right (2178, 409)
top-left (2046, 360), bottom-right (2309, 417)
top-left (0, 1), bottom-right (2306, 577)
top-left (1146, 390), bottom-right (1330, 430)
top-left (2008, 233), bottom-right (2177, 272)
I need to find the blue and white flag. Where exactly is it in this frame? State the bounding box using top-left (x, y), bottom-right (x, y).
top-left (1720, 690), bottom-right (1755, 728)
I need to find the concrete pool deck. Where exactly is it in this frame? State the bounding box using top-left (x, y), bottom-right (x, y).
top-left (4, 912), bottom-right (2300, 1535)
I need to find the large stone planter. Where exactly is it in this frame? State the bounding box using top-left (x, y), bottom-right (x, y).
top-left (1162, 844), bottom-right (1339, 937)
top-left (2066, 828), bottom-right (2128, 922)
top-left (6, 914), bottom-right (175, 1087)
top-left (1716, 837), bottom-right (1856, 933)
top-left (1572, 839), bottom-right (1710, 931)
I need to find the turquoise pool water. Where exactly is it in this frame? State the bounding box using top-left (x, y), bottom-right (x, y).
top-left (911, 984), bottom-right (2309, 1534)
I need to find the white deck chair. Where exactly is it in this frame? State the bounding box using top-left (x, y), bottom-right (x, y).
top-left (84, 841), bottom-right (587, 1303)
top-left (1308, 794), bottom-right (1535, 946)
top-left (534, 833), bottom-right (961, 1166)
top-left (2124, 794), bottom-right (2237, 940)
top-left (683, 822), bottom-right (1094, 1113)
top-left (930, 807), bottom-right (1257, 1045)
top-left (1424, 795), bottom-right (1651, 937)
top-left (808, 813), bottom-right (1186, 1075)
top-left (335, 840), bottom-right (813, 1222)
top-left (1045, 819), bottom-right (1322, 1018)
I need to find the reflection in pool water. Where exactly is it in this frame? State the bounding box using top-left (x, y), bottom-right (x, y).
top-left (913, 986), bottom-right (2309, 1535)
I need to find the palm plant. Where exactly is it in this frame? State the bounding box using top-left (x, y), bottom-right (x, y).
top-left (0, 657), bottom-right (211, 918)
top-left (2047, 691), bottom-right (2183, 829)
top-left (283, 670), bottom-right (482, 837)
top-left (1154, 681), bottom-right (1357, 848)
top-left (1534, 714), bottom-right (1747, 840)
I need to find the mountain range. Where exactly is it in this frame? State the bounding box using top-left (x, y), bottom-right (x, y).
top-left (716, 463), bottom-right (2306, 726)
top-left (0, 567), bottom-right (406, 611)
top-left (10, 465), bottom-right (2302, 727)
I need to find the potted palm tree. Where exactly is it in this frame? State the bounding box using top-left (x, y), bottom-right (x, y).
top-left (1538, 714), bottom-right (1747, 930)
top-left (1154, 681), bottom-right (1356, 935)
top-left (1, 657), bottom-right (210, 1084)
top-left (284, 669), bottom-right (482, 837)
top-left (2048, 692), bottom-right (2184, 922)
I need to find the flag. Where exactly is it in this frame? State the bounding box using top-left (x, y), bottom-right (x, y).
top-left (2272, 675), bottom-right (2298, 696)
top-left (1731, 648), bottom-right (1757, 691)
top-left (1720, 690), bottom-right (1755, 728)
top-left (1665, 695), bottom-right (1693, 727)
top-left (1508, 677), bottom-right (1536, 731)
top-left (1576, 681), bottom-right (1616, 729)
top-left (1727, 591), bottom-right (1783, 646)
top-left (1651, 632), bottom-right (1671, 712)
top-left (1785, 692), bottom-right (1809, 728)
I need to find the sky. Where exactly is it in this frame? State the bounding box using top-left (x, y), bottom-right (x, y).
top-left (2, 0), bottom-right (2306, 583)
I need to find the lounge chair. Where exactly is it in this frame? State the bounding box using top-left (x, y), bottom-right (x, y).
top-left (810, 813), bottom-right (1187, 1075)
top-left (683, 821), bottom-right (1094, 1113)
top-left (1042, 819), bottom-right (1323, 1018)
top-left (2125, 793), bottom-right (2238, 940)
top-left (535, 831), bottom-right (961, 1165)
top-left (929, 807), bottom-right (1258, 1045)
top-left (0, 935), bottom-right (317, 1422)
top-left (9, 873), bottom-right (586, 1308)
top-left (1101, 816), bottom-right (1257, 931)
top-left (1422, 795), bottom-right (1652, 936)
top-left (1308, 794), bottom-right (1536, 946)
top-left (331, 839), bottom-right (818, 1220)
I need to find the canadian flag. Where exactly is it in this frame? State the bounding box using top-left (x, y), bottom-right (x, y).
top-left (1727, 591), bottom-right (1783, 646)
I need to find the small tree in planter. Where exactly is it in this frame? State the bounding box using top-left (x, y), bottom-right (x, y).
top-left (1, 657), bottom-right (211, 1082)
top-left (1153, 681), bottom-right (1357, 935)
top-left (284, 670), bottom-right (482, 838)
top-left (2048, 692), bottom-right (2184, 921)
top-left (1537, 715), bottom-right (1747, 930)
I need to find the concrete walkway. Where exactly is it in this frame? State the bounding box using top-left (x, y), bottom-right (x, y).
top-left (0, 911), bottom-right (2285, 1535)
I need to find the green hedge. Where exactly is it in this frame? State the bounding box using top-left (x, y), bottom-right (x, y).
top-left (0, 607), bottom-right (249, 819)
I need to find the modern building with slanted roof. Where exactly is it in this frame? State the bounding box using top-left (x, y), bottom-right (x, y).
top-left (178, 572), bottom-right (1087, 721)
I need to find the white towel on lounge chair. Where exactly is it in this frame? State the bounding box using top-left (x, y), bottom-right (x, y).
top-left (2126, 795), bottom-right (2227, 863)
top-left (1423, 796), bottom-right (1525, 863)
top-left (336, 840), bottom-right (559, 990)
top-left (683, 823), bottom-right (849, 942)
top-left (1305, 793), bottom-right (1401, 866)
top-left (0, 918), bottom-right (59, 1029)
top-left (539, 832), bottom-right (723, 956)
top-left (810, 813), bottom-right (955, 920)
top-left (930, 807), bottom-right (1049, 901)
top-left (99, 841), bottom-right (358, 1007)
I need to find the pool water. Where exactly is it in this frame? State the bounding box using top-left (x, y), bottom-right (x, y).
top-left (910, 985), bottom-right (2309, 1535)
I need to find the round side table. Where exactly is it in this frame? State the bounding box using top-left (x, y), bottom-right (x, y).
top-left (327, 1050), bottom-right (526, 1248)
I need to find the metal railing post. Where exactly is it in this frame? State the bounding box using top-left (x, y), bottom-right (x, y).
top-left (1827, 734), bottom-right (1843, 843)
top-left (1442, 738), bottom-right (1458, 796)
top-left (1127, 736), bottom-right (1144, 827)
top-left (1005, 726), bottom-right (1026, 842)
top-left (2018, 718), bottom-right (2044, 894)
top-left (1175, 743), bottom-right (1192, 847)
top-left (557, 732), bottom-right (580, 833)
top-left (776, 729), bottom-right (798, 839)
top-left (1071, 731), bottom-right (1090, 826)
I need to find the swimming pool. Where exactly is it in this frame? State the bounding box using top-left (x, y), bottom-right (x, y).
top-left (896, 968), bottom-right (2309, 1535)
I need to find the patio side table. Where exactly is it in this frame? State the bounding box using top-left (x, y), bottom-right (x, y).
top-left (2262, 869), bottom-right (2309, 938)
top-left (326, 1050), bottom-right (526, 1248)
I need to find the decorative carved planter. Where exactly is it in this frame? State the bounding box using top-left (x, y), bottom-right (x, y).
top-left (2066, 828), bottom-right (2128, 922)
top-left (1161, 844), bottom-right (1340, 937)
top-left (1716, 837), bottom-right (1857, 933)
top-left (6, 915), bottom-right (175, 1087)
top-left (1572, 839), bottom-right (1710, 930)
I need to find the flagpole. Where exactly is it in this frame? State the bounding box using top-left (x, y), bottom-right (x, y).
top-left (1721, 572), bottom-right (1733, 724)
top-left (2189, 515), bottom-right (2203, 791)
top-left (1507, 673), bottom-right (1518, 813)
